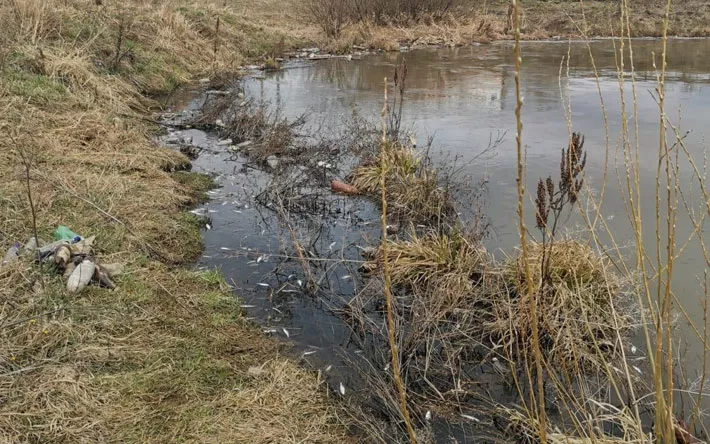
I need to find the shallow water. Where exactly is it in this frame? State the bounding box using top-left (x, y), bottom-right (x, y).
top-left (170, 38), bottom-right (710, 441)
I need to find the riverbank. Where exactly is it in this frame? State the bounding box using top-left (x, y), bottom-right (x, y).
top-left (0, 0), bottom-right (705, 442)
top-left (0, 1), bottom-right (347, 442)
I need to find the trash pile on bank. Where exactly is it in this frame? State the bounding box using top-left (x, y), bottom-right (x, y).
top-left (1, 225), bottom-right (123, 293)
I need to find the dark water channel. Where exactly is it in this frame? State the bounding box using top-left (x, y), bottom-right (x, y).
top-left (164, 38), bottom-right (710, 442)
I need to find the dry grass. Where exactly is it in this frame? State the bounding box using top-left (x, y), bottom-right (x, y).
top-left (490, 240), bottom-right (633, 372)
top-left (367, 229), bottom-right (487, 304)
top-left (0, 0), bottom-right (348, 442)
top-left (351, 142), bottom-right (454, 224)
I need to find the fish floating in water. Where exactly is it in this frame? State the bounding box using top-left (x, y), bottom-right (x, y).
top-left (339, 382), bottom-right (346, 396)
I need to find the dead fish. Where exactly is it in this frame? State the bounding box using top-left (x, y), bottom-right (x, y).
top-left (272, 307), bottom-right (282, 313)
top-left (296, 279), bottom-right (303, 287)
top-left (339, 382), bottom-right (345, 396)
top-left (328, 241), bottom-right (336, 251)
top-left (220, 247), bottom-right (231, 251)
top-left (256, 255), bottom-right (264, 263)
top-left (341, 275), bottom-right (352, 280)
top-left (461, 414), bottom-right (480, 423)
top-left (256, 283), bottom-right (270, 288)
top-left (633, 366), bottom-right (642, 375)
top-left (205, 224), bottom-right (212, 230)
top-left (279, 289), bottom-right (299, 294)
top-left (67, 260), bottom-right (96, 293)
top-left (282, 328), bottom-right (290, 338)
top-left (325, 365), bottom-right (332, 372)
top-left (263, 329), bottom-right (278, 334)
top-left (425, 411), bottom-right (432, 421)
top-left (302, 350), bottom-right (317, 356)
top-left (631, 345), bottom-right (637, 354)
top-left (240, 304), bottom-right (255, 308)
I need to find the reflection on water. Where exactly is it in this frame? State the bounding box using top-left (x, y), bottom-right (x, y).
top-left (248, 37), bottom-right (710, 394)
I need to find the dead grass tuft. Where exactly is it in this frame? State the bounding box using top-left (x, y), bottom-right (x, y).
top-left (351, 141), bottom-right (454, 224)
top-left (367, 229), bottom-right (487, 303)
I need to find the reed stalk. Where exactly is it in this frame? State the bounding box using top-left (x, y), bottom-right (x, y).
top-left (379, 77), bottom-right (417, 444)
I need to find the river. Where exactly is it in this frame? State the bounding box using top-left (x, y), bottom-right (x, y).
top-left (171, 38), bottom-right (710, 442)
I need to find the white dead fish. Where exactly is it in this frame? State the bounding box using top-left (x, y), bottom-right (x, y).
top-left (425, 411), bottom-right (432, 421)
top-left (341, 275), bottom-right (352, 280)
top-left (263, 329), bottom-right (278, 334)
top-left (205, 224), bottom-right (212, 230)
top-left (256, 255), bottom-right (264, 263)
top-left (256, 283), bottom-right (270, 288)
top-left (302, 350), bottom-right (317, 356)
top-left (339, 382), bottom-right (346, 396)
top-left (296, 279), bottom-right (303, 287)
top-left (220, 247), bottom-right (231, 251)
top-left (630, 345), bottom-right (637, 354)
top-left (282, 328), bottom-right (290, 338)
top-left (272, 307), bottom-right (282, 313)
top-left (461, 414), bottom-right (480, 423)
top-left (325, 365), bottom-right (333, 372)
top-left (279, 289), bottom-right (299, 294)
top-left (633, 366), bottom-right (643, 375)
top-left (67, 260), bottom-right (96, 293)
top-left (240, 304), bottom-right (256, 308)
top-left (328, 241), bottom-right (336, 251)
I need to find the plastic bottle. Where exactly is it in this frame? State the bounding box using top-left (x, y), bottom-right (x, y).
top-left (2, 242), bottom-right (21, 266)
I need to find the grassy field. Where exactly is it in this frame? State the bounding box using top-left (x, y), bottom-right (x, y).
top-left (0, 0), bottom-right (705, 442)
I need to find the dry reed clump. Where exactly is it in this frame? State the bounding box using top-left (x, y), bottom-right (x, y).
top-left (494, 405), bottom-right (646, 444)
top-left (365, 229), bottom-right (487, 304)
top-left (490, 240), bottom-right (632, 372)
top-left (351, 142), bottom-right (454, 223)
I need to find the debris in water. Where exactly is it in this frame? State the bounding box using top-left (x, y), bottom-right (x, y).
top-left (339, 382), bottom-right (345, 396)
top-left (331, 180), bottom-right (359, 195)
top-left (328, 241), bottom-right (336, 251)
top-left (217, 138), bottom-right (233, 146)
top-left (282, 328), bottom-right (290, 338)
top-left (240, 304), bottom-right (256, 308)
top-left (263, 329), bottom-right (278, 334)
top-left (272, 307), bottom-right (282, 313)
top-left (279, 289), bottom-right (299, 294)
top-left (461, 414), bottom-right (480, 423)
top-left (256, 255), bottom-right (264, 263)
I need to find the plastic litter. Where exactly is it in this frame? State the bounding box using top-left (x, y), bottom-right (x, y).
top-left (2, 242), bottom-right (21, 267)
top-left (53, 225), bottom-right (80, 242)
top-left (331, 180), bottom-right (358, 195)
top-left (67, 260), bottom-right (96, 293)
